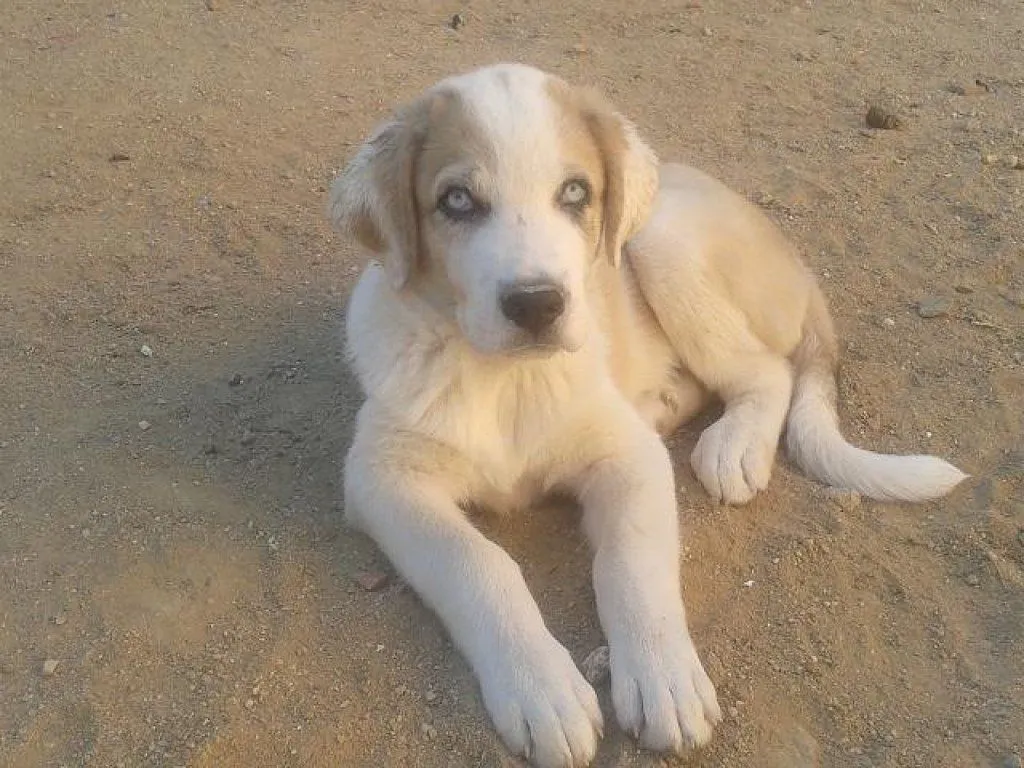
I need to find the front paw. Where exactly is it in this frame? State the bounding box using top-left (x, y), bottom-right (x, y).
top-left (691, 415), bottom-right (776, 504)
top-left (478, 631), bottom-right (603, 768)
top-left (610, 629), bottom-right (721, 753)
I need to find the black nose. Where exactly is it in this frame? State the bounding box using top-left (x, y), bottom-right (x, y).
top-left (499, 283), bottom-right (566, 335)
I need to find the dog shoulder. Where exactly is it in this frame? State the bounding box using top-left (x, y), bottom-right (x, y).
top-left (345, 263), bottom-right (452, 414)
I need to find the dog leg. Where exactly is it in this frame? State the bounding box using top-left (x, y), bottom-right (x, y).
top-left (345, 420), bottom-right (602, 768)
top-left (560, 408), bottom-right (721, 753)
top-left (633, 257), bottom-right (794, 502)
top-left (689, 350), bottom-right (793, 504)
top-left (628, 206), bottom-right (806, 503)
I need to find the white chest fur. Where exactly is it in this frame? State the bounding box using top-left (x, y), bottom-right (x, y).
top-left (346, 265), bottom-right (618, 504)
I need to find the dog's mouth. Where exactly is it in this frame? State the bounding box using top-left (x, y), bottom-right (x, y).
top-left (463, 330), bottom-right (575, 360)
top-left (507, 341), bottom-right (563, 358)
top-left (504, 330), bottom-right (582, 358)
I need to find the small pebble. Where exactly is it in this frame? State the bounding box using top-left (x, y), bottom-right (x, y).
top-left (882, 317), bottom-right (896, 328)
top-left (138, 420), bottom-right (151, 431)
top-left (743, 579), bottom-right (755, 588)
top-left (1000, 288), bottom-right (1024, 308)
top-left (982, 153), bottom-right (999, 165)
top-left (109, 152), bottom-right (131, 163)
top-left (865, 105), bottom-right (902, 130)
top-left (449, 12), bottom-right (465, 29)
top-left (728, 706), bottom-right (740, 719)
top-left (239, 429), bottom-right (256, 446)
top-left (965, 573), bottom-right (980, 587)
top-left (916, 296), bottom-right (952, 318)
top-left (948, 82), bottom-right (988, 97)
top-left (42, 659), bottom-right (59, 677)
top-left (228, 373), bottom-right (244, 386)
top-left (53, 615), bottom-right (67, 626)
top-left (355, 570), bottom-right (389, 592)
top-left (827, 488), bottom-right (861, 511)
top-left (701, 26), bottom-right (713, 36)
top-left (1008, 155), bottom-right (1023, 170)
top-left (581, 646), bottom-right (610, 686)
top-left (140, 344), bottom-right (153, 357)
top-left (421, 722), bottom-right (437, 740)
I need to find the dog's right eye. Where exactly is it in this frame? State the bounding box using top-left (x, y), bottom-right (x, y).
top-left (438, 186), bottom-right (479, 220)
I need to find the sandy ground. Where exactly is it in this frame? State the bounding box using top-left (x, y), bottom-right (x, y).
top-left (1, 1), bottom-right (1022, 766)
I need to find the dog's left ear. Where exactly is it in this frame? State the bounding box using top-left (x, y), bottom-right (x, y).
top-left (579, 91), bottom-right (659, 268)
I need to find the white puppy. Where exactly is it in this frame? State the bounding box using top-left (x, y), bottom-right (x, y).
top-left (329, 63), bottom-right (965, 767)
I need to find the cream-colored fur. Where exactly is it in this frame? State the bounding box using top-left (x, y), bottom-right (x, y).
top-left (329, 63), bottom-right (965, 768)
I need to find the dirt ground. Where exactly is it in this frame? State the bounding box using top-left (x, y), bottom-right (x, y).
top-left (1, 1), bottom-right (1021, 766)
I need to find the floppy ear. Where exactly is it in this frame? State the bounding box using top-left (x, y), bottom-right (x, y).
top-left (328, 102), bottom-right (426, 290)
top-left (580, 92), bottom-right (659, 267)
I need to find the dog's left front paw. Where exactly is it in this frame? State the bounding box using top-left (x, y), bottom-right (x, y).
top-left (691, 416), bottom-right (775, 504)
top-left (609, 630), bottom-right (721, 753)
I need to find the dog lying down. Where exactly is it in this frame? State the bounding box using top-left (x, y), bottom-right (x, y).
top-left (329, 63), bottom-right (966, 767)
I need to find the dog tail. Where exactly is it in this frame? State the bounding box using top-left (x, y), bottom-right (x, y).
top-left (784, 286), bottom-right (967, 502)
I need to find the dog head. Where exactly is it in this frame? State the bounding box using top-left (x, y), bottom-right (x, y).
top-left (330, 63), bottom-right (658, 355)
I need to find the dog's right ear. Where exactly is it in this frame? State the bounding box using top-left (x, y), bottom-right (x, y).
top-left (328, 102), bottom-right (427, 290)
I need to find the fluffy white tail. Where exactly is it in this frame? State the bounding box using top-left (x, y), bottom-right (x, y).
top-left (785, 289), bottom-right (967, 502)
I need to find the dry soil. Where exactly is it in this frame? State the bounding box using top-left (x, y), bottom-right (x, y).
top-left (1, 2), bottom-right (1022, 767)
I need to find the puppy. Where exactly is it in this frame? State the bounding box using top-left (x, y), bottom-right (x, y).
top-left (329, 63), bottom-right (965, 767)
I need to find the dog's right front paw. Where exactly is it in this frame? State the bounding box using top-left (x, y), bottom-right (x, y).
top-left (479, 632), bottom-right (603, 768)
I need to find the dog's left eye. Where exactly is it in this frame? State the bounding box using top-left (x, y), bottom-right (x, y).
top-left (558, 178), bottom-right (591, 210)
top-left (439, 185), bottom-right (478, 220)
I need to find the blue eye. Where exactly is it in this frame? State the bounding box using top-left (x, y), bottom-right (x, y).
top-left (559, 178), bottom-right (591, 209)
top-left (439, 186), bottom-right (477, 219)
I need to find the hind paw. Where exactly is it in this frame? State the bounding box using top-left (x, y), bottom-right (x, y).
top-left (691, 417), bottom-right (776, 504)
